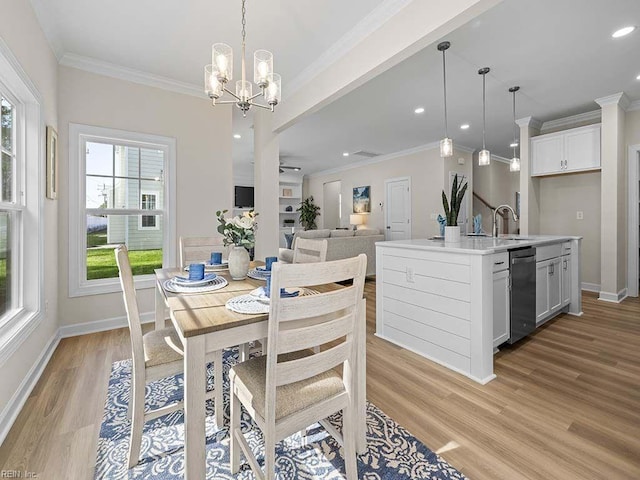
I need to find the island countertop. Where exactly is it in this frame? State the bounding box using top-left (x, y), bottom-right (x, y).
top-left (376, 235), bottom-right (582, 255)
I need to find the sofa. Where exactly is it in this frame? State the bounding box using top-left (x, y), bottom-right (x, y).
top-left (279, 228), bottom-right (384, 276)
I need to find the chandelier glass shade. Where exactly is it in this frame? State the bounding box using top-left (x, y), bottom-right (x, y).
top-left (438, 41), bottom-right (453, 158)
top-left (509, 86), bottom-right (521, 172)
top-left (478, 67), bottom-right (491, 166)
top-left (203, 0), bottom-right (281, 116)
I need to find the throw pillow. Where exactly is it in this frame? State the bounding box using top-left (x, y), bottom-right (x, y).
top-left (284, 233), bottom-right (294, 249)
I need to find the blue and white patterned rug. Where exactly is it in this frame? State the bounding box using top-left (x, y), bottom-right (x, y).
top-left (95, 349), bottom-right (467, 479)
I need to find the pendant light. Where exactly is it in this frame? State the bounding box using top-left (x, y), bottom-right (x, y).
top-left (478, 67), bottom-right (490, 166)
top-left (438, 41), bottom-right (453, 157)
top-left (509, 86), bottom-right (521, 172)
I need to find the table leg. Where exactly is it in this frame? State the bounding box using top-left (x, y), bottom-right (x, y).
top-left (355, 298), bottom-right (367, 454)
top-left (184, 335), bottom-right (206, 480)
top-left (214, 350), bottom-right (224, 428)
top-left (155, 281), bottom-right (165, 330)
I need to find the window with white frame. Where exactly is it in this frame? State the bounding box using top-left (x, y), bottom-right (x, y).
top-left (69, 124), bottom-right (175, 297)
top-left (0, 43), bottom-right (43, 358)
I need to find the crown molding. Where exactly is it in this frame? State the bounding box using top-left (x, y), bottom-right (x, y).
top-left (540, 110), bottom-right (601, 132)
top-left (59, 53), bottom-right (206, 98)
top-left (515, 116), bottom-right (542, 130)
top-left (285, 0), bottom-right (413, 96)
top-left (627, 99), bottom-right (640, 112)
top-left (595, 92), bottom-right (631, 110)
top-left (29, 0), bottom-right (65, 60)
top-left (491, 154), bottom-right (511, 165)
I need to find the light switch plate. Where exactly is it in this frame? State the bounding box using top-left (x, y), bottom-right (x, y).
top-left (576, 211), bottom-right (584, 220)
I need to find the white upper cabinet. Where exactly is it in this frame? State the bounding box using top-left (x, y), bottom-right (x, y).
top-left (531, 124), bottom-right (601, 176)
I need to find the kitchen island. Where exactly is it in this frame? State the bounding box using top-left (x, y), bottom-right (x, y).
top-left (375, 235), bottom-right (581, 384)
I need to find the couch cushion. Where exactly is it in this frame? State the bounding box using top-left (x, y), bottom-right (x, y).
top-left (297, 229), bottom-right (331, 239)
top-left (354, 228), bottom-right (381, 236)
top-left (330, 229), bottom-right (354, 237)
top-left (279, 248), bottom-right (294, 263)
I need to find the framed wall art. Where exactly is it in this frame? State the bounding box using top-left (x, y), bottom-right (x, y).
top-left (353, 185), bottom-right (371, 213)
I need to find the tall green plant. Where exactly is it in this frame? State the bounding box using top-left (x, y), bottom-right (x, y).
top-left (296, 196), bottom-right (321, 230)
top-left (442, 174), bottom-right (468, 226)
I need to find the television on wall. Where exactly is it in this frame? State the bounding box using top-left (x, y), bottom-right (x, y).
top-left (234, 186), bottom-right (254, 208)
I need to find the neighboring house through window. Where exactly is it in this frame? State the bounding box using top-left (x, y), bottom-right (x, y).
top-left (69, 124), bottom-right (176, 297)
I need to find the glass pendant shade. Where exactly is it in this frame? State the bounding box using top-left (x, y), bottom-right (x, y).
top-left (265, 73), bottom-right (281, 105)
top-left (212, 43), bottom-right (233, 83)
top-left (254, 50), bottom-right (273, 87)
top-left (236, 80), bottom-right (252, 100)
top-left (440, 137), bottom-right (453, 157)
top-left (204, 65), bottom-right (224, 99)
top-left (479, 149), bottom-right (491, 166)
top-left (510, 156), bottom-right (521, 172)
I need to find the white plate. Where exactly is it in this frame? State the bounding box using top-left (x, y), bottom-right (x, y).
top-left (173, 273), bottom-right (218, 287)
top-left (247, 268), bottom-right (271, 280)
top-left (183, 261), bottom-right (228, 272)
top-left (164, 276), bottom-right (228, 294)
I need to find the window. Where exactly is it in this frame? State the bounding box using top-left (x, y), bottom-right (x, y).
top-left (0, 43), bottom-right (43, 360)
top-left (69, 124), bottom-right (176, 297)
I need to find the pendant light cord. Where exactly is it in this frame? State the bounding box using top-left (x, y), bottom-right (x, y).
top-left (442, 49), bottom-right (448, 138)
top-left (241, 0), bottom-right (247, 89)
top-left (482, 72), bottom-right (486, 149)
top-left (512, 91), bottom-right (517, 157)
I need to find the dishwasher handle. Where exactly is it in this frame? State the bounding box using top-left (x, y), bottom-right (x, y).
top-left (511, 256), bottom-right (536, 265)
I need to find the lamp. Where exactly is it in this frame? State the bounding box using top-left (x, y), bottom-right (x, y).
top-left (509, 86), bottom-right (521, 172)
top-left (349, 214), bottom-right (365, 231)
top-left (438, 41), bottom-right (453, 158)
top-left (203, 0), bottom-right (281, 117)
top-left (478, 67), bottom-right (491, 166)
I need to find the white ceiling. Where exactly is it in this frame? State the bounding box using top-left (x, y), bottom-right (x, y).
top-left (30, 0), bottom-right (640, 177)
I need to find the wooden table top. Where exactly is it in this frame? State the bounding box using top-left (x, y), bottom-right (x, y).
top-left (155, 263), bottom-right (343, 338)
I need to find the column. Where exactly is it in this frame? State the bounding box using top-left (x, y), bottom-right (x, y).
top-left (253, 108), bottom-right (280, 261)
top-left (595, 93), bottom-right (629, 302)
top-left (516, 116), bottom-right (542, 235)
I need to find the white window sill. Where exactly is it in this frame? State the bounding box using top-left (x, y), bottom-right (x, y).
top-left (68, 274), bottom-right (157, 298)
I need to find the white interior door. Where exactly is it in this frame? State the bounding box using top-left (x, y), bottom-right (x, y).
top-left (449, 172), bottom-right (468, 233)
top-left (384, 177), bottom-right (411, 241)
top-left (322, 180), bottom-right (341, 229)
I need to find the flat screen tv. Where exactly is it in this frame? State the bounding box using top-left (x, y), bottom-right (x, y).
top-left (234, 186), bottom-right (254, 208)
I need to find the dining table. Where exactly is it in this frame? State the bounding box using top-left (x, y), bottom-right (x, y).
top-left (154, 262), bottom-right (367, 480)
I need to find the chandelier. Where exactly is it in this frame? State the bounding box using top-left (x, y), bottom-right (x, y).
top-left (204, 0), bottom-right (281, 116)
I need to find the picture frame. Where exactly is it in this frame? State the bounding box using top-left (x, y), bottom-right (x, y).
top-left (353, 185), bottom-right (371, 213)
top-left (282, 188), bottom-right (292, 197)
top-left (46, 126), bottom-right (58, 199)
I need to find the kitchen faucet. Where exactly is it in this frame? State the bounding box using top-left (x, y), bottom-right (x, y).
top-left (493, 204), bottom-right (519, 237)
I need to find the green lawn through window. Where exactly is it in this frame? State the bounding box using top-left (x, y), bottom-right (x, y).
top-left (86, 248), bottom-right (163, 280)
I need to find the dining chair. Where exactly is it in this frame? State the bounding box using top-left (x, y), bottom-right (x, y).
top-left (229, 254), bottom-right (367, 480)
top-left (292, 237), bottom-right (328, 263)
top-left (179, 235), bottom-right (226, 268)
top-left (114, 245), bottom-right (223, 468)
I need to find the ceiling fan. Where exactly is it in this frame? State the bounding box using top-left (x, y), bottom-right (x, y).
top-left (279, 164), bottom-right (301, 173)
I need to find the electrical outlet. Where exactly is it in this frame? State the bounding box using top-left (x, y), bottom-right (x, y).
top-left (576, 211), bottom-right (584, 220)
top-left (406, 266), bottom-right (415, 283)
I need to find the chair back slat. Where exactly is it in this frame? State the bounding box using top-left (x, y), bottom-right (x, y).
top-left (272, 257), bottom-right (364, 289)
top-left (276, 287), bottom-right (356, 322)
top-left (276, 312), bottom-right (354, 354)
top-left (292, 238), bottom-right (328, 264)
top-left (275, 342), bottom-right (351, 387)
top-left (179, 236), bottom-right (225, 267)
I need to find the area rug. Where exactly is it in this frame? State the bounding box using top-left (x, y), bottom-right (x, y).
top-left (95, 349), bottom-right (467, 479)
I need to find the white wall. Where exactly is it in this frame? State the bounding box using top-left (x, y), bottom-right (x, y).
top-left (0, 0), bottom-right (59, 425)
top-left (322, 180), bottom-right (342, 229)
top-left (57, 66), bottom-right (233, 327)
top-left (304, 146), bottom-right (473, 238)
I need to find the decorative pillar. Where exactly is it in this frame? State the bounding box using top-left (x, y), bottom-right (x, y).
top-left (516, 116), bottom-right (542, 235)
top-left (595, 93), bottom-right (629, 302)
top-left (253, 109), bottom-right (280, 261)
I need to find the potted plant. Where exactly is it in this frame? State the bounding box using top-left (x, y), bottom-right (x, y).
top-left (215, 209), bottom-right (258, 279)
top-left (442, 174), bottom-right (468, 243)
top-left (296, 196), bottom-right (321, 230)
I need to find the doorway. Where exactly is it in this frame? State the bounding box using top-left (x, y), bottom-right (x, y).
top-left (323, 180), bottom-right (341, 229)
top-left (384, 177), bottom-right (411, 241)
top-left (628, 145), bottom-right (640, 297)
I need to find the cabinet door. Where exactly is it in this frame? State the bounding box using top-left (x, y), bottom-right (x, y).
top-left (549, 257), bottom-right (562, 314)
top-left (561, 255), bottom-right (571, 307)
top-left (531, 134), bottom-right (563, 176)
top-left (536, 260), bottom-right (550, 324)
top-left (565, 126), bottom-right (600, 172)
top-left (493, 269), bottom-right (510, 348)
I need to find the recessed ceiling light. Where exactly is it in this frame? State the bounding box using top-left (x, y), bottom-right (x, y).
top-left (612, 26), bottom-right (636, 38)
top-left (414, 107), bottom-right (425, 114)
top-left (460, 124), bottom-right (470, 130)
top-left (342, 152), bottom-right (349, 157)
top-left (233, 134), bottom-right (241, 139)
top-left (637, 74), bottom-right (640, 80)
top-left (510, 142), bottom-right (519, 148)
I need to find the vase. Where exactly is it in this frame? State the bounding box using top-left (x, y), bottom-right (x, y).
top-left (444, 225), bottom-right (461, 243)
top-left (228, 245), bottom-right (250, 280)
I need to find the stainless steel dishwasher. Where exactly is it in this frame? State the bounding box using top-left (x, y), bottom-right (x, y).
top-left (508, 247), bottom-right (536, 344)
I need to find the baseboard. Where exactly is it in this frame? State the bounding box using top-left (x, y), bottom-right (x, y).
top-left (581, 282), bottom-right (600, 293)
top-left (598, 288), bottom-right (627, 303)
top-left (58, 312), bottom-right (155, 338)
top-left (0, 331), bottom-right (61, 446)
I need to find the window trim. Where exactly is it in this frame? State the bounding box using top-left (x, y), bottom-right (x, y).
top-left (68, 124), bottom-right (176, 297)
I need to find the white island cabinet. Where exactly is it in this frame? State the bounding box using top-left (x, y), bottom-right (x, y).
top-left (375, 236), bottom-right (582, 384)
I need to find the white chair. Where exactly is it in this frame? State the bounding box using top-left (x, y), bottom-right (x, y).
top-left (179, 235), bottom-right (226, 268)
top-left (292, 237), bottom-right (328, 263)
top-left (229, 254), bottom-right (367, 480)
top-left (114, 245), bottom-right (223, 468)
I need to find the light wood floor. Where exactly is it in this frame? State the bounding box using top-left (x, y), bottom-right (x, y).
top-left (0, 284), bottom-right (639, 479)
